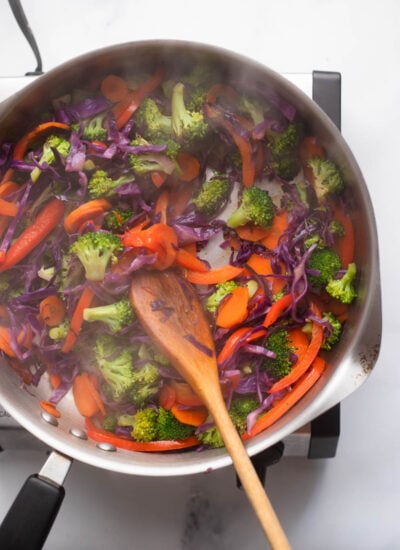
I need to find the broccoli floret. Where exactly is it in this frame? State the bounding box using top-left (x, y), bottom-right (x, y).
top-left (325, 262), bottom-right (357, 304)
top-left (134, 97), bottom-right (172, 143)
top-left (229, 395), bottom-right (260, 434)
top-left (31, 134), bottom-right (71, 183)
top-left (87, 170), bottom-right (134, 198)
top-left (94, 334), bottom-right (135, 400)
top-left (118, 408), bottom-right (158, 442)
top-left (328, 220), bottom-right (345, 238)
top-left (262, 329), bottom-right (294, 380)
top-left (206, 280), bottom-right (238, 313)
top-left (69, 231), bottom-right (122, 281)
top-left (132, 408), bottom-right (158, 442)
top-left (321, 312), bottom-right (342, 350)
top-left (307, 248), bottom-right (342, 288)
top-left (197, 424), bottom-right (225, 449)
top-left (83, 298), bottom-right (134, 333)
top-left (137, 342), bottom-right (169, 366)
top-left (104, 207), bottom-right (135, 231)
top-left (197, 396), bottom-right (261, 447)
top-left (307, 157), bottom-right (344, 201)
top-left (238, 95), bottom-right (266, 126)
top-left (128, 137), bottom-right (177, 176)
top-left (37, 265), bottom-right (56, 281)
top-left (164, 65), bottom-right (219, 111)
top-left (157, 407), bottom-right (195, 441)
top-left (0, 274), bottom-right (24, 299)
top-left (192, 173), bottom-right (230, 217)
top-left (130, 362), bottom-right (160, 407)
top-left (76, 114), bottom-right (107, 141)
top-left (171, 82), bottom-right (209, 149)
top-left (48, 319), bottom-right (70, 341)
top-left (227, 186), bottom-right (275, 229)
top-left (266, 123), bottom-right (301, 181)
top-left (101, 414), bottom-right (118, 432)
top-left (304, 219), bottom-right (346, 249)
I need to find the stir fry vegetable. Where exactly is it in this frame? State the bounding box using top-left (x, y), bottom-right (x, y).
top-left (0, 63), bottom-right (357, 452)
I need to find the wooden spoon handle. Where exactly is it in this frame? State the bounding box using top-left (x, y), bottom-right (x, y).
top-left (208, 394), bottom-right (291, 549)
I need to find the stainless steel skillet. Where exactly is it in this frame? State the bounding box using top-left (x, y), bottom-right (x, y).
top-left (0, 40), bottom-right (381, 549)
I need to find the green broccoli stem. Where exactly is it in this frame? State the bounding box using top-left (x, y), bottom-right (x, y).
top-left (171, 82), bottom-right (187, 138)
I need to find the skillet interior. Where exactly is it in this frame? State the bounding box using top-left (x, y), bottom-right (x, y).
top-left (0, 40), bottom-right (381, 476)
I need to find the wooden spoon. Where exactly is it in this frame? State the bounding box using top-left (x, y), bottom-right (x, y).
top-left (130, 269), bottom-right (291, 549)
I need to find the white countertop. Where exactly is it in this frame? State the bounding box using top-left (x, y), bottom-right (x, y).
top-left (0, 1), bottom-right (399, 549)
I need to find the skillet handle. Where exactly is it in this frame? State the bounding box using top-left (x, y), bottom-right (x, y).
top-left (0, 451), bottom-right (72, 550)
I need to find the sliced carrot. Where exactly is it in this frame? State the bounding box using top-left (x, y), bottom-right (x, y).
top-left (299, 136), bottom-right (326, 162)
top-left (268, 304), bottom-right (324, 393)
top-left (100, 74), bottom-right (129, 102)
top-left (151, 171), bottom-right (168, 188)
top-left (39, 295), bottom-right (66, 327)
top-left (216, 286), bottom-right (249, 329)
top-left (0, 198), bottom-right (65, 272)
top-left (176, 152), bottom-right (200, 182)
top-left (0, 197), bottom-right (18, 217)
top-left (0, 305), bottom-right (9, 320)
top-left (182, 242), bottom-right (197, 256)
top-left (245, 356), bottom-right (326, 437)
top-left (0, 325), bottom-right (16, 357)
top-left (85, 417), bottom-right (200, 452)
top-left (235, 224), bottom-right (271, 242)
top-left (170, 403), bottom-right (209, 427)
top-left (246, 253), bottom-right (286, 295)
top-left (159, 384), bottom-right (177, 410)
top-left (154, 189), bottom-right (169, 224)
top-left (167, 182), bottom-right (193, 220)
top-left (170, 380), bottom-right (204, 407)
top-left (49, 373), bottom-right (61, 389)
top-left (63, 198), bottom-right (111, 234)
top-left (39, 400), bottom-right (61, 418)
top-left (0, 181), bottom-right (19, 198)
top-left (174, 247), bottom-right (208, 272)
top-left (73, 372), bottom-right (105, 417)
top-left (61, 286), bottom-right (95, 353)
top-left (185, 264), bottom-right (243, 285)
top-left (260, 211), bottom-right (289, 250)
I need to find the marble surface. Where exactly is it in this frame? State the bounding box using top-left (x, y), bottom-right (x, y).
top-left (0, 1), bottom-right (399, 548)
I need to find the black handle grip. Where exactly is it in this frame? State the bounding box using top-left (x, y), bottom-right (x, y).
top-left (8, 0), bottom-right (43, 75)
top-left (0, 474), bottom-right (65, 550)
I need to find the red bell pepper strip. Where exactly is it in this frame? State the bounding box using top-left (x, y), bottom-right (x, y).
top-left (262, 293), bottom-right (293, 328)
top-left (85, 417), bottom-right (200, 452)
top-left (217, 326), bottom-right (266, 366)
top-left (112, 67), bottom-right (164, 129)
top-left (332, 206), bottom-right (355, 269)
top-left (268, 303), bottom-right (324, 393)
top-left (0, 122), bottom-right (70, 185)
top-left (121, 222), bottom-right (178, 270)
top-left (245, 356), bottom-right (326, 438)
